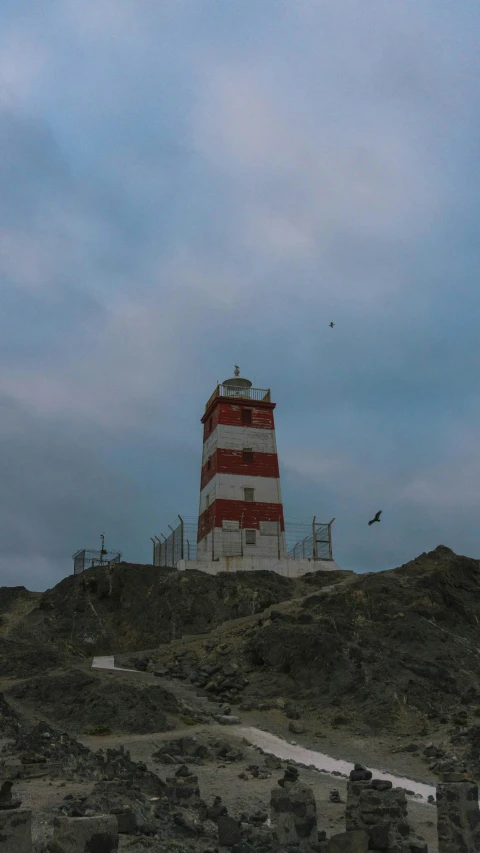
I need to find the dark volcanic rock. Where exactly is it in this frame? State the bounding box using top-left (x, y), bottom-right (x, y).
top-left (9, 563), bottom-right (306, 655)
top-left (243, 545), bottom-right (480, 736)
top-left (7, 668), bottom-right (179, 734)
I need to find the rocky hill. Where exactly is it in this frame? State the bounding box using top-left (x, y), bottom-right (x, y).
top-left (142, 545), bottom-right (480, 737)
top-left (243, 544), bottom-right (480, 730)
top-left (0, 561), bottom-right (351, 662)
top-left (3, 545), bottom-right (480, 741)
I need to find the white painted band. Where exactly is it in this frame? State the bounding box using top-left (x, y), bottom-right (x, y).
top-left (199, 473), bottom-right (283, 515)
top-left (202, 425), bottom-right (278, 463)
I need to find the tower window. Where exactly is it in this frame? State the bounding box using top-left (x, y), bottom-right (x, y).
top-left (206, 494), bottom-right (210, 508)
top-left (207, 458), bottom-right (211, 470)
top-left (242, 448), bottom-right (253, 464)
top-left (209, 417), bottom-right (213, 433)
top-left (241, 409), bottom-right (252, 424)
top-left (244, 487), bottom-right (255, 502)
top-left (245, 529), bottom-right (256, 545)
top-left (260, 521), bottom-right (279, 536)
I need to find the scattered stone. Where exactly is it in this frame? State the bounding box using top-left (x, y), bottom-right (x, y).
top-left (348, 763), bottom-right (372, 782)
top-left (288, 720), bottom-right (306, 734)
top-left (329, 789), bottom-right (342, 803)
top-left (213, 715), bottom-right (241, 725)
top-left (370, 779), bottom-right (392, 791)
top-left (164, 765), bottom-right (200, 802)
top-left (284, 702), bottom-right (301, 720)
top-left (264, 755), bottom-right (282, 770)
top-left (278, 766), bottom-right (299, 787)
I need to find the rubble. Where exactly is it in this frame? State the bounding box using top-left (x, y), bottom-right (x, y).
top-left (3, 723), bottom-right (165, 794)
top-left (152, 734), bottom-right (244, 766)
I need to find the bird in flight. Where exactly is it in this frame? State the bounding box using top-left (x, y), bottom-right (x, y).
top-left (329, 322), bottom-right (335, 328)
top-left (368, 510), bottom-right (382, 526)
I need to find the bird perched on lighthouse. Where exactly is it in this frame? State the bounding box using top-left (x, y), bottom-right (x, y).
top-left (368, 510), bottom-right (382, 526)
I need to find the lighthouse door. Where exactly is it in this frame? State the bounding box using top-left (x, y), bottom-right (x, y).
top-left (222, 520), bottom-right (242, 556)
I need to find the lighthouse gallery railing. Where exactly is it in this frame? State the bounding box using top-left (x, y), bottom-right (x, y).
top-left (205, 384), bottom-right (271, 413)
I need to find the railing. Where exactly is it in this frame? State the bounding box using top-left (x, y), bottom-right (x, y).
top-left (72, 548), bottom-right (122, 575)
top-left (205, 384), bottom-right (271, 413)
top-left (152, 516), bottom-right (334, 566)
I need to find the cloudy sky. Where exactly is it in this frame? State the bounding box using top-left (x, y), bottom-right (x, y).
top-left (1, 0), bottom-right (480, 591)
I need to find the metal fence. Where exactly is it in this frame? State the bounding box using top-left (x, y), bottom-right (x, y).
top-left (152, 515), bottom-right (334, 566)
top-left (151, 516), bottom-right (197, 566)
top-left (72, 548), bottom-right (122, 575)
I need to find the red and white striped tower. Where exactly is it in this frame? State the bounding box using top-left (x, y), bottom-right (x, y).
top-left (197, 367), bottom-right (286, 561)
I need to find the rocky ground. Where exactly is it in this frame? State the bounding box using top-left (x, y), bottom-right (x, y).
top-left (2, 543), bottom-right (480, 850)
top-left (0, 719), bottom-right (440, 852)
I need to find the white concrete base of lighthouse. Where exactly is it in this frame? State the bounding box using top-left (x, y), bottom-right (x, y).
top-left (176, 556), bottom-right (341, 578)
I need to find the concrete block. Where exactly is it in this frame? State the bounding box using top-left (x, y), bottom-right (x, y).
top-left (0, 808), bottom-right (32, 853)
top-left (51, 814), bottom-right (118, 852)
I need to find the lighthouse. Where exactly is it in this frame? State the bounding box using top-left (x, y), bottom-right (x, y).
top-left (197, 367), bottom-right (287, 563)
top-left (157, 368), bottom-right (340, 578)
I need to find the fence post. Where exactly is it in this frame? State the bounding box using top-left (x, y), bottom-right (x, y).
top-left (150, 537), bottom-right (156, 566)
top-left (168, 525), bottom-right (175, 566)
top-left (178, 515), bottom-right (184, 560)
top-left (312, 516), bottom-right (318, 560)
top-left (154, 537), bottom-right (161, 567)
top-left (161, 534), bottom-right (167, 567)
top-left (187, 539), bottom-right (190, 559)
top-left (328, 518), bottom-right (335, 560)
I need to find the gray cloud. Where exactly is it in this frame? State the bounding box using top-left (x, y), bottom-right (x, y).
top-left (0, 1), bottom-right (480, 588)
